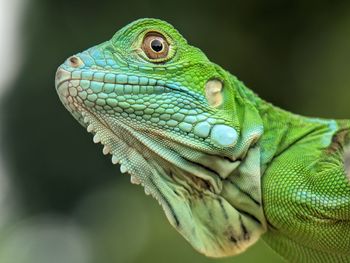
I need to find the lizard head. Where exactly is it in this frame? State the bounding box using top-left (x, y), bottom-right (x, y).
top-left (55, 18), bottom-right (266, 257)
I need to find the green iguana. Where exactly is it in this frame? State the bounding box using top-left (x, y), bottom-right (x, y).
top-left (55, 18), bottom-right (350, 262)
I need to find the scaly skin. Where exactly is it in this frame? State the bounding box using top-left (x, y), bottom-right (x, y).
top-left (55, 19), bottom-right (350, 262)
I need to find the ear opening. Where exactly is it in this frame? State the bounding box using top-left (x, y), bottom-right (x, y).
top-left (205, 79), bottom-right (224, 108)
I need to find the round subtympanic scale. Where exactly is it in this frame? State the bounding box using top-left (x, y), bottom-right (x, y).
top-left (210, 124), bottom-right (238, 147)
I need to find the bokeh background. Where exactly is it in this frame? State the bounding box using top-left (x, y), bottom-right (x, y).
top-left (0, 0), bottom-right (350, 262)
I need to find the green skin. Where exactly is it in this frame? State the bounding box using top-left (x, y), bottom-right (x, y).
top-left (55, 19), bottom-right (350, 262)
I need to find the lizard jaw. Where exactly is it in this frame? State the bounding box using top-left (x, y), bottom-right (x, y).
top-left (73, 109), bottom-right (265, 258)
top-left (78, 109), bottom-right (169, 202)
top-left (75, 108), bottom-right (219, 231)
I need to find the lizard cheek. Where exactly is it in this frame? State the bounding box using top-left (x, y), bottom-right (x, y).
top-left (205, 79), bottom-right (223, 108)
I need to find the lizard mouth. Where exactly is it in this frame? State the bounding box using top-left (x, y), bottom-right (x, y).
top-left (55, 67), bottom-right (226, 198)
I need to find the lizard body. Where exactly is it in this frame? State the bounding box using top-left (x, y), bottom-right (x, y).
top-left (55, 19), bottom-right (350, 262)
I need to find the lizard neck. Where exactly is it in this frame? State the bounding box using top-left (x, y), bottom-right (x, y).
top-left (257, 101), bottom-right (319, 169)
top-left (231, 75), bottom-right (335, 172)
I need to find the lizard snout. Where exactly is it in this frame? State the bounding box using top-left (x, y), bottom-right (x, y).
top-left (55, 67), bottom-right (71, 89)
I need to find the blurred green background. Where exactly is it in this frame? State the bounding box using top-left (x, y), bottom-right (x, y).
top-left (0, 0), bottom-right (350, 262)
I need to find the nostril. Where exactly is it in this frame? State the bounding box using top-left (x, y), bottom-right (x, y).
top-left (68, 56), bottom-right (82, 68)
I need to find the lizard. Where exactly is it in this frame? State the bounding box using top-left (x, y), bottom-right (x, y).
top-left (55, 18), bottom-right (350, 262)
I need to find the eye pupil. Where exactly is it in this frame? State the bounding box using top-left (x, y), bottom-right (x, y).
top-left (142, 32), bottom-right (169, 61)
top-left (151, 39), bottom-right (163, 52)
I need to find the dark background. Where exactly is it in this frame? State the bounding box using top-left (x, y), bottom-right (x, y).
top-left (0, 0), bottom-right (350, 262)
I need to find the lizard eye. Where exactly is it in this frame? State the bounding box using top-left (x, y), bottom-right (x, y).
top-left (142, 32), bottom-right (169, 61)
